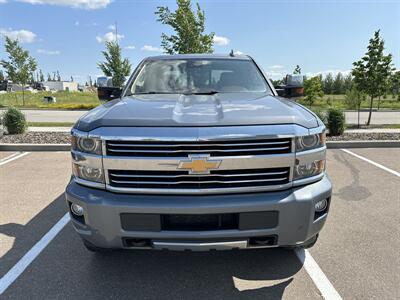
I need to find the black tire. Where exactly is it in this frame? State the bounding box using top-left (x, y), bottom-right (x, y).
top-left (82, 240), bottom-right (112, 253)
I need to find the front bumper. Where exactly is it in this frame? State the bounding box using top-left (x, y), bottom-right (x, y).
top-left (65, 175), bottom-right (332, 250)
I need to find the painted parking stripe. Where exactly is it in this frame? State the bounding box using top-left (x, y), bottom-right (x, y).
top-left (341, 149), bottom-right (400, 177)
top-left (0, 213), bottom-right (70, 295)
top-left (295, 249), bottom-right (342, 300)
top-left (0, 152), bottom-right (30, 166)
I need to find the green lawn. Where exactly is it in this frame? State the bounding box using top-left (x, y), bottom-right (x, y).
top-left (0, 91), bottom-right (101, 109)
top-left (298, 94), bottom-right (400, 110)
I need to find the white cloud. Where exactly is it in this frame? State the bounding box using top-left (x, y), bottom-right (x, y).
top-left (141, 45), bottom-right (162, 52)
top-left (305, 69), bottom-right (351, 78)
top-left (233, 51), bottom-right (243, 55)
top-left (74, 21), bottom-right (80, 26)
top-left (37, 49), bottom-right (60, 55)
top-left (108, 24), bottom-right (116, 31)
top-left (0, 28), bottom-right (36, 43)
top-left (96, 31), bottom-right (124, 43)
top-left (16, 0), bottom-right (111, 10)
top-left (268, 65), bottom-right (285, 69)
top-left (124, 45), bottom-right (135, 50)
top-left (213, 35), bottom-right (230, 46)
top-left (0, 0), bottom-right (7, 4)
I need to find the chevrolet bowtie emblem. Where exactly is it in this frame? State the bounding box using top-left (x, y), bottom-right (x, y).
top-left (178, 155), bottom-right (222, 174)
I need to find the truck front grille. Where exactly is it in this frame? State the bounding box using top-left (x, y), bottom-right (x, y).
top-left (106, 138), bottom-right (291, 157)
top-left (108, 167), bottom-right (290, 190)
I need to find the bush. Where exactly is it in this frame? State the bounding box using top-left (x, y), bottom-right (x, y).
top-left (2, 107), bottom-right (27, 134)
top-left (327, 108), bottom-right (345, 136)
top-left (314, 109), bottom-right (327, 125)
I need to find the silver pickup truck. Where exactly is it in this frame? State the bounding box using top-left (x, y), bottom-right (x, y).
top-left (65, 54), bottom-right (331, 252)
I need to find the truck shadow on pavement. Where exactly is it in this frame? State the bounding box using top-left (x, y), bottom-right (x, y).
top-left (1, 193), bottom-right (304, 300)
top-left (0, 193), bottom-right (67, 278)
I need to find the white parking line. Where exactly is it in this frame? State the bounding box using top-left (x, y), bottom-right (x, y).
top-left (295, 249), bottom-right (342, 300)
top-left (341, 149), bottom-right (400, 177)
top-left (0, 213), bottom-right (70, 295)
top-left (0, 152), bottom-right (30, 166)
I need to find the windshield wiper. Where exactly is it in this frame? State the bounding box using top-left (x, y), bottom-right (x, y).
top-left (182, 90), bottom-right (219, 95)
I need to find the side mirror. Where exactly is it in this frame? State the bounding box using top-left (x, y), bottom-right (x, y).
top-left (97, 86), bottom-right (122, 102)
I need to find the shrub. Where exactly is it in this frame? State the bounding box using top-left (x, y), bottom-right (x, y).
top-left (314, 109), bottom-right (327, 125)
top-left (327, 108), bottom-right (345, 136)
top-left (2, 107), bottom-right (27, 134)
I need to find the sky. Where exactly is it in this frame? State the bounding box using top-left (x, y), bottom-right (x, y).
top-left (0, 0), bottom-right (399, 84)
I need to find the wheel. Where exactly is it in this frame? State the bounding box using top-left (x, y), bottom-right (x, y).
top-left (82, 240), bottom-right (112, 253)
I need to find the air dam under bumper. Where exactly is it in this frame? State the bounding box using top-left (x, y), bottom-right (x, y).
top-left (65, 175), bottom-right (332, 250)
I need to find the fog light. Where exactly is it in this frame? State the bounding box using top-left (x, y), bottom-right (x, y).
top-left (315, 199), bottom-right (328, 212)
top-left (71, 203), bottom-right (84, 216)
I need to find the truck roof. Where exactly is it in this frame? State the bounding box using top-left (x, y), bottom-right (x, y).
top-left (146, 53), bottom-right (251, 61)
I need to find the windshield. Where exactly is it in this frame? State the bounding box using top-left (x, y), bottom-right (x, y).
top-left (128, 59), bottom-right (271, 95)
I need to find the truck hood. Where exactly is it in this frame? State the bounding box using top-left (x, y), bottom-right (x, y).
top-left (75, 93), bottom-right (318, 131)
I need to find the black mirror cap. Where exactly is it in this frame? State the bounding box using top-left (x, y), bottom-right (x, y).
top-left (97, 86), bottom-right (122, 102)
top-left (275, 86), bottom-right (304, 98)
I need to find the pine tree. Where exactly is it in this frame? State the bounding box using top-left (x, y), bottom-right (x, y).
top-left (0, 70), bottom-right (4, 81)
top-left (155, 0), bottom-right (214, 54)
top-left (352, 30), bottom-right (394, 125)
top-left (323, 73), bottom-right (334, 94)
top-left (333, 72), bottom-right (344, 94)
top-left (293, 65), bottom-right (301, 74)
top-left (56, 70), bottom-right (61, 81)
top-left (39, 69), bottom-right (44, 82)
top-left (98, 41), bottom-right (131, 87)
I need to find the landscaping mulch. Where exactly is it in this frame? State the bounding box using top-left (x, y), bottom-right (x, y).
top-left (0, 131), bottom-right (399, 144)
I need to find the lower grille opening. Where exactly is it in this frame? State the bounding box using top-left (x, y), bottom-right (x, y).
top-left (162, 214), bottom-right (238, 231)
top-left (248, 235), bottom-right (278, 247)
top-left (123, 238), bottom-right (152, 248)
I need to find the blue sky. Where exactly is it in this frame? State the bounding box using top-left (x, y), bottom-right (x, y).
top-left (0, 0), bottom-right (399, 84)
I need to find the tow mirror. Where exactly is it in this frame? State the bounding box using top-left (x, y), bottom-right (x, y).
top-left (97, 86), bottom-right (122, 102)
top-left (276, 74), bottom-right (304, 98)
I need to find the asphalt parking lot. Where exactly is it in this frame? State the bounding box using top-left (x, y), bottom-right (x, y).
top-left (0, 148), bottom-right (399, 299)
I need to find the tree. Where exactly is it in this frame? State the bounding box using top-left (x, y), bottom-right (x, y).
top-left (0, 70), bottom-right (4, 81)
top-left (0, 37), bottom-right (37, 105)
top-left (56, 70), bottom-right (61, 81)
top-left (390, 71), bottom-right (400, 101)
top-left (333, 72), bottom-right (344, 94)
top-left (47, 73), bottom-right (51, 81)
top-left (155, 0), bottom-right (214, 54)
top-left (304, 76), bottom-right (324, 108)
top-left (70, 76), bottom-right (74, 82)
top-left (293, 65), bottom-right (301, 74)
top-left (352, 30), bottom-right (394, 125)
top-left (343, 73), bottom-right (353, 92)
top-left (98, 41), bottom-right (131, 88)
top-left (345, 87), bottom-right (366, 128)
top-left (39, 69), bottom-right (44, 82)
top-left (323, 73), bottom-right (334, 94)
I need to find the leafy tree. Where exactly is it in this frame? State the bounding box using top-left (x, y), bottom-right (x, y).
top-left (293, 65), bottom-right (301, 74)
top-left (304, 76), bottom-right (324, 107)
top-left (0, 37), bottom-right (37, 105)
top-left (0, 70), bottom-right (4, 81)
top-left (39, 69), bottom-right (44, 82)
top-left (390, 71), bottom-right (400, 101)
top-left (352, 30), bottom-right (394, 125)
top-left (155, 0), bottom-right (214, 54)
top-left (98, 41), bottom-right (131, 88)
top-left (333, 72), bottom-right (344, 94)
top-left (323, 73), bottom-right (334, 94)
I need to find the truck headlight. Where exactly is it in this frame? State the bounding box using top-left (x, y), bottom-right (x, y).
top-left (296, 132), bottom-right (325, 152)
top-left (71, 135), bottom-right (102, 155)
top-left (72, 163), bottom-right (104, 183)
top-left (294, 160), bottom-right (325, 179)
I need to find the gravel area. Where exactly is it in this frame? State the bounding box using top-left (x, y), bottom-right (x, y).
top-left (0, 132), bottom-right (70, 144)
top-left (0, 131), bottom-right (399, 144)
top-left (327, 133), bottom-right (400, 141)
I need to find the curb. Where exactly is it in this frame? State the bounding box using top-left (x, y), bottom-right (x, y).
top-left (0, 141), bottom-right (399, 151)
